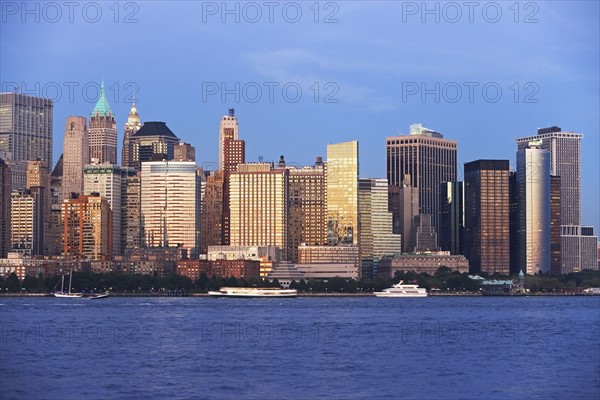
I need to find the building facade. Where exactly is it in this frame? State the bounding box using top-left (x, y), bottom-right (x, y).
top-left (560, 225), bottom-right (598, 273)
top-left (464, 160), bottom-right (510, 275)
top-left (121, 169), bottom-right (142, 251)
top-left (218, 108), bottom-right (239, 170)
top-left (388, 175), bottom-right (419, 253)
top-left (61, 194), bottom-right (112, 260)
top-left (122, 101), bottom-right (143, 167)
top-left (10, 190), bottom-right (37, 256)
top-left (83, 163), bottom-right (125, 256)
top-left (288, 161), bottom-right (327, 263)
top-left (141, 161), bottom-right (200, 258)
top-left (61, 116), bottom-right (89, 202)
top-left (439, 181), bottom-right (464, 255)
top-left (517, 141), bottom-right (551, 274)
top-left (174, 142), bottom-right (196, 162)
top-left (386, 124), bottom-right (457, 232)
top-left (0, 93), bottom-right (53, 191)
top-left (229, 163), bottom-right (289, 259)
top-left (0, 159), bottom-right (10, 257)
top-left (359, 178), bottom-right (402, 278)
top-left (516, 127), bottom-right (582, 225)
top-left (326, 141), bottom-right (359, 246)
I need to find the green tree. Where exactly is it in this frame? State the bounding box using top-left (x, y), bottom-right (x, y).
top-left (5, 273), bottom-right (20, 292)
top-left (21, 275), bottom-right (37, 292)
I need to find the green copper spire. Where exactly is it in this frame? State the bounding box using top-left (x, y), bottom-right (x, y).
top-left (91, 81), bottom-right (113, 117)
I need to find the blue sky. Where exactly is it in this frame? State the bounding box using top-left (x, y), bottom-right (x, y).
top-left (1, 1), bottom-right (598, 231)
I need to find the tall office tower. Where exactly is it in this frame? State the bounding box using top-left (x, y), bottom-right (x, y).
top-left (46, 157), bottom-right (64, 256)
top-left (88, 82), bottom-right (117, 164)
top-left (219, 110), bottom-right (245, 246)
top-left (141, 161), bottom-right (200, 258)
top-left (122, 100), bottom-right (143, 167)
top-left (83, 163), bottom-right (124, 257)
top-left (439, 181), bottom-right (464, 255)
top-left (326, 141), bottom-right (359, 246)
top-left (0, 93), bottom-right (53, 191)
top-left (61, 193), bottom-right (112, 260)
top-left (517, 140), bottom-right (551, 274)
top-left (218, 108), bottom-right (239, 170)
top-left (560, 226), bottom-right (598, 272)
top-left (509, 171), bottom-right (519, 274)
top-left (121, 169), bottom-right (142, 251)
top-left (26, 159), bottom-right (50, 255)
top-left (174, 142), bottom-right (196, 162)
top-left (200, 171), bottom-right (225, 253)
top-left (287, 159), bottom-right (327, 263)
top-left (10, 190), bottom-right (39, 256)
top-left (359, 178), bottom-right (402, 278)
top-left (129, 122), bottom-right (180, 168)
top-left (229, 163), bottom-right (289, 260)
top-left (0, 159), bottom-right (10, 257)
top-left (386, 124), bottom-right (457, 233)
top-left (413, 214), bottom-right (441, 253)
top-left (549, 176), bottom-right (562, 275)
top-left (388, 175), bottom-right (419, 253)
top-left (463, 160), bottom-right (510, 275)
top-left (61, 117), bottom-right (89, 202)
top-left (516, 126), bottom-right (581, 225)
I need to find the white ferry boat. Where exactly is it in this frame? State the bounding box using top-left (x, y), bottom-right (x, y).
top-left (374, 281), bottom-right (428, 298)
top-left (208, 287), bottom-right (298, 298)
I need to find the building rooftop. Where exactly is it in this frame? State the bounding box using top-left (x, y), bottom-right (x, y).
top-left (90, 81), bottom-right (113, 117)
top-left (132, 121), bottom-right (178, 138)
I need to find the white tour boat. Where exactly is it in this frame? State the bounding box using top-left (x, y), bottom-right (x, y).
top-left (374, 281), bottom-right (428, 298)
top-left (208, 287), bottom-right (298, 298)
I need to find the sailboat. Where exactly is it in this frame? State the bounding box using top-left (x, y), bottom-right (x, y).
top-left (53, 268), bottom-right (83, 298)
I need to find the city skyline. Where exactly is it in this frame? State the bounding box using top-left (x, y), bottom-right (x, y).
top-left (2, 2), bottom-right (598, 233)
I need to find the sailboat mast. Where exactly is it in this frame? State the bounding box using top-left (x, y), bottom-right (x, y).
top-left (61, 274), bottom-right (65, 293)
top-left (68, 268), bottom-right (73, 294)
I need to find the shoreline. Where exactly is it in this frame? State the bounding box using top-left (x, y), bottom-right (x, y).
top-left (0, 292), bottom-right (596, 298)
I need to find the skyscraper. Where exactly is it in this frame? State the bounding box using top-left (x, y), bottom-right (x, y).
top-left (10, 190), bottom-right (40, 256)
top-left (83, 163), bottom-right (125, 257)
top-left (386, 124), bottom-right (457, 232)
top-left (326, 141), bottom-right (359, 246)
top-left (359, 178), bottom-right (402, 278)
top-left (122, 100), bottom-right (143, 167)
top-left (219, 109), bottom-right (239, 170)
top-left (0, 159), bottom-right (10, 257)
top-left (27, 159), bottom-right (50, 255)
top-left (550, 175), bottom-right (562, 275)
top-left (121, 169), bottom-right (142, 251)
top-left (560, 225), bottom-right (598, 273)
top-left (200, 170), bottom-right (225, 253)
top-left (287, 159), bottom-right (327, 263)
top-left (129, 122), bottom-right (180, 168)
top-left (61, 193), bottom-right (112, 260)
top-left (517, 141), bottom-right (551, 274)
top-left (516, 126), bottom-right (582, 225)
top-left (439, 181), bottom-right (464, 255)
top-left (0, 93), bottom-right (53, 191)
top-left (88, 82), bottom-right (117, 164)
top-left (229, 163), bottom-right (289, 260)
top-left (388, 175), bottom-right (419, 253)
top-left (61, 116), bottom-right (89, 202)
top-left (141, 161), bottom-right (200, 258)
top-left (464, 160), bottom-right (510, 275)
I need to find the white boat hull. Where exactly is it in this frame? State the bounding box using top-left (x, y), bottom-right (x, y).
top-left (373, 292), bottom-right (428, 298)
top-left (208, 288), bottom-right (298, 298)
top-left (53, 293), bottom-right (83, 298)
